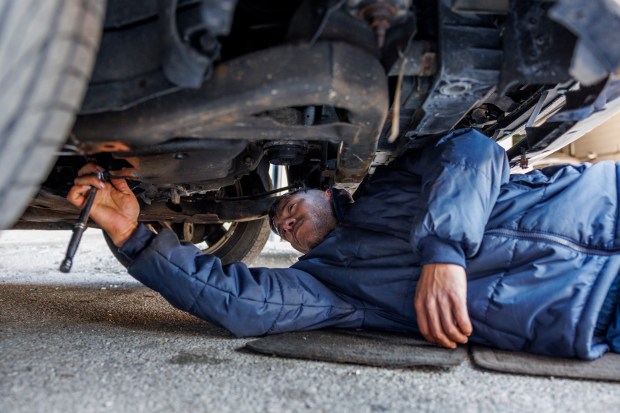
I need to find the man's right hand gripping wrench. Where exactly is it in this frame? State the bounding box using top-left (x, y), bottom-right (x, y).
top-left (66, 163), bottom-right (140, 250)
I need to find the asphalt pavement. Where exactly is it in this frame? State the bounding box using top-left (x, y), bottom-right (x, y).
top-left (1, 229), bottom-right (619, 413)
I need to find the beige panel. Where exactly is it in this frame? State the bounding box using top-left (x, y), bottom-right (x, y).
top-left (561, 112), bottom-right (620, 162)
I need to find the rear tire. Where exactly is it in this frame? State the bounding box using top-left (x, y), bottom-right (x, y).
top-left (103, 218), bottom-right (272, 267)
top-left (0, 0), bottom-right (105, 229)
top-left (197, 219), bottom-right (272, 265)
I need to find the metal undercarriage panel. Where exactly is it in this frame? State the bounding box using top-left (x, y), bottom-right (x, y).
top-left (74, 41), bottom-right (389, 187)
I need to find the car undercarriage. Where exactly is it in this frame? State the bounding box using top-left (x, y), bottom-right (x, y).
top-left (9, 0), bottom-right (620, 263)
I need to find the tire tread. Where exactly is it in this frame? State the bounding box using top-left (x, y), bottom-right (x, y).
top-left (0, 0), bottom-right (104, 228)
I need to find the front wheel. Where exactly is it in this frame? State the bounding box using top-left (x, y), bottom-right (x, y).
top-left (0, 0), bottom-right (105, 229)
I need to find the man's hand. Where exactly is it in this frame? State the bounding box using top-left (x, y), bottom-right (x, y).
top-left (67, 163), bottom-right (140, 247)
top-left (414, 263), bottom-right (472, 348)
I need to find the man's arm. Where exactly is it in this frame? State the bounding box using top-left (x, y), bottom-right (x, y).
top-left (407, 129), bottom-right (510, 348)
top-left (67, 163), bottom-right (363, 336)
top-left (119, 226), bottom-right (364, 336)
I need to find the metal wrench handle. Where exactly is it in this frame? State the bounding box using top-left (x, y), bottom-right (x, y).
top-left (59, 173), bottom-right (102, 273)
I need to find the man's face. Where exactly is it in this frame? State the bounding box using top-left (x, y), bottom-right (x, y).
top-left (272, 189), bottom-right (337, 253)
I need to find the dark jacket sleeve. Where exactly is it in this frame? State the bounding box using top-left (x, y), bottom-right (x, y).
top-left (407, 129), bottom-right (510, 267)
top-left (119, 225), bottom-right (364, 337)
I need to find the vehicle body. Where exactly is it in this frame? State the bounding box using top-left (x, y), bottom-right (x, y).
top-left (4, 0), bottom-right (620, 264)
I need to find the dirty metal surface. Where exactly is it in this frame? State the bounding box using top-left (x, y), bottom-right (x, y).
top-left (245, 329), bottom-right (467, 368)
top-left (472, 346), bottom-right (620, 382)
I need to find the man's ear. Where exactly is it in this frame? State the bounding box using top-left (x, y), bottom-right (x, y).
top-left (324, 188), bottom-right (332, 199)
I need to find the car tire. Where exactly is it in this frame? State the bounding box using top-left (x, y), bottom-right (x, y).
top-left (103, 218), bottom-right (272, 267)
top-left (201, 218), bottom-right (273, 265)
top-left (0, 0), bottom-right (105, 229)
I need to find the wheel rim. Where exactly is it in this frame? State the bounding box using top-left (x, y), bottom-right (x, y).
top-left (195, 222), bottom-right (239, 254)
top-left (160, 221), bottom-right (239, 254)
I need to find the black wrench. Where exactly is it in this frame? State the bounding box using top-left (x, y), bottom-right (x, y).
top-left (59, 171), bottom-right (104, 273)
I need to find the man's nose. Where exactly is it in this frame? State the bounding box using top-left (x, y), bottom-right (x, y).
top-left (283, 217), bottom-right (296, 231)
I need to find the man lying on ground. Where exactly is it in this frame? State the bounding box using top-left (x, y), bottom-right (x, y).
top-left (68, 129), bottom-right (620, 360)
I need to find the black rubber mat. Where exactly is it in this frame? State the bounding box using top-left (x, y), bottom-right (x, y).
top-left (472, 346), bottom-right (620, 382)
top-left (244, 329), bottom-right (467, 368)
